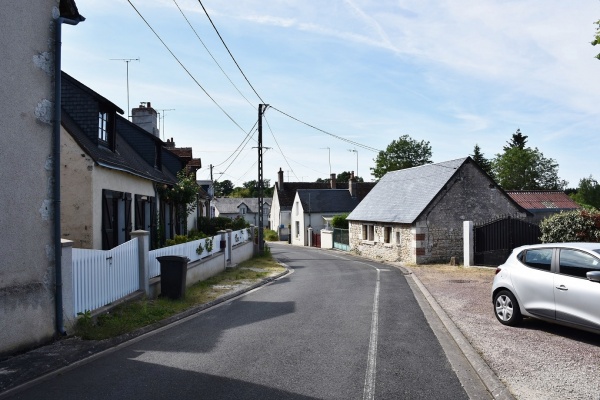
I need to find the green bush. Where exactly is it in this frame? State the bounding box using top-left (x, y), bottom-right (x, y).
top-left (263, 229), bottom-right (278, 241)
top-left (197, 216), bottom-right (250, 236)
top-left (540, 209), bottom-right (600, 243)
top-left (332, 213), bottom-right (349, 229)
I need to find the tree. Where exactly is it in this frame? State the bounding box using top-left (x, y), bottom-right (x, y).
top-left (593, 19), bottom-right (600, 60)
top-left (213, 180), bottom-right (234, 197)
top-left (230, 180), bottom-right (273, 198)
top-left (571, 176), bottom-right (600, 209)
top-left (158, 170), bottom-right (198, 235)
top-left (492, 146), bottom-right (567, 190)
top-left (503, 129), bottom-right (528, 151)
top-left (371, 134), bottom-right (432, 179)
top-left (471, 144), bottom-right (494, 179)
top-left (316, 171), bottom-right (364, 183)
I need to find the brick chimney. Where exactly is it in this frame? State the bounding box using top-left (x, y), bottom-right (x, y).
top-left (131, 101), bottom-right (160, 137)
top-left (278, 168), bottom-right (284, 189)
top-left (330, 173), bottom-right (336, 189)
top-left (349, 171), bottom-right (357, 197)
top-left (165, 137), bottom-right (175, 149)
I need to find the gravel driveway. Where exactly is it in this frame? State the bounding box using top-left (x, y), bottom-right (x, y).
top-left (405, 265), bottom-right (600, 400)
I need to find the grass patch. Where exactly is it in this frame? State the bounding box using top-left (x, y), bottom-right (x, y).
top-left (74, 253), bottom-right (286, 341)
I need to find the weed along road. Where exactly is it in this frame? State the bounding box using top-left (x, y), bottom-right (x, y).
top-left (6, 244), bottom-right (488, 399)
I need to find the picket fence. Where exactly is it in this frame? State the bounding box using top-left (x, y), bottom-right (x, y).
top-left (70, 228), bottom-right (251, 316)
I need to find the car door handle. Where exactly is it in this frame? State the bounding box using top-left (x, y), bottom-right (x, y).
top-left (555, 285), bottom-right (568, 291)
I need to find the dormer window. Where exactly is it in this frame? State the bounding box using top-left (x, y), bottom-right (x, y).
top-left (240, 206), bottom-right (247, 215)
top-left (98, 112), bottom-right (108, 142)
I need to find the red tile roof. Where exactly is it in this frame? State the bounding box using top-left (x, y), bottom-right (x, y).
top-left (506, 191), bottom-right (580, 210)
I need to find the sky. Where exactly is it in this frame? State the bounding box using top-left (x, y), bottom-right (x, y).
top-left (62, 0), bottom-right (600, 188)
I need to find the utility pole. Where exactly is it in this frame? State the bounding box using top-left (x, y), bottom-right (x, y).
top-left (257, 104), bottom-right (269, 254)
top-left (348, 149), bottom-right (358, 178)
top-left (110, 58), bottom-right (139, 120)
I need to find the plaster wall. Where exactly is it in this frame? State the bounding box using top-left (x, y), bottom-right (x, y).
top-left (0, 0), bottom-right (62, 356)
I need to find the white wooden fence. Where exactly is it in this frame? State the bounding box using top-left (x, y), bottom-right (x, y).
top-left (72, 239), bottom-right (139, 316)
top-left (69, 228), bottom-right (251, 316)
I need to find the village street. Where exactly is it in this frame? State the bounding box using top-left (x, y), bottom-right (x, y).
top-left (4, 244), bottom-right (488, 400)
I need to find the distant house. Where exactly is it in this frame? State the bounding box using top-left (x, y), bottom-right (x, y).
top-left (290, 188), bottom-right (361, 246)
top-left (347, 157), bottom-right (530, 264)
top-left (212, 197), bottom-right (271, 227)
top-left (271, 168), bottom-right (376, 241)
top-left (506, 190), bottom-right (580, 224)
top-left (60, 72), bottom-right (191, 249)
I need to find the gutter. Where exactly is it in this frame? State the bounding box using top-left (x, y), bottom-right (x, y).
top-left (54, 13), bottom-right (84, 336)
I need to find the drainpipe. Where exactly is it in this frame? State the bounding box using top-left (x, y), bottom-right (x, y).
top-left (54, 14), bottom-right (84, 336)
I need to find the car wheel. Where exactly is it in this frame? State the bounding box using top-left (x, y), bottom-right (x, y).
top-left (494, 290), bottom-right (522, 326)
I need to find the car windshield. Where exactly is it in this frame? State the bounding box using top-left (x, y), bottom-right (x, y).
top-left (593, 250), bottom-right (600, 256)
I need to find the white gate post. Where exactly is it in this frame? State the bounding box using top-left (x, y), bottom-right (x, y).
top-left (61, 239), bottom-right (75, 328)
top-left (463, 221), bottom-right (474, 267)
top-left (131, 230), bottom-right (150, 296)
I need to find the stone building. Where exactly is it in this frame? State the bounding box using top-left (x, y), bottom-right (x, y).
top-left (347, 157), bottom-right (529, 264)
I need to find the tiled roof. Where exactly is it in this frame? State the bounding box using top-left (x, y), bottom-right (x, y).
top-left (296, 189), bottom-right (361, 214)
top-left (506, 191), bottom-right (580, 211)
top-left (348, 158), bottom-right (468, 223)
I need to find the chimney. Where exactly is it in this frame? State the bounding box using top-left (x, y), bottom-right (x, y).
top-left (131, 101), bottom-right (160, 137)
top-left (165, 137), bottom-right (175, 149)
top-left (330, 173), bottom-right (336, 189)
top-left (278, 168), bottom-right (284, 189)
top-left (349, 171), bottom-right (357, 197)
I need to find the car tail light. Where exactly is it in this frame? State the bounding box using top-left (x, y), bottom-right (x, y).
top-left (495, 267), bottom-right (501, 275)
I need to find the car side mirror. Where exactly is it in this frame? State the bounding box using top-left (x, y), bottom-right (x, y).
top-left (586, 271), bottom-right (600, 283)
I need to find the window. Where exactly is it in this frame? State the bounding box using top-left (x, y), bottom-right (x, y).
top-left (98, 112), bottom-right (108, 142)
top-left (559, 249), bottom-right (600, 278)
top-left (384, 227), bottom-right (392, 243)
top-left (240, 206), bottom-right (246, 215)
top-left (362, 224), bottom-right (374, 241)
top-left (295, 221), bottom-right (300, 238)
top-left (295, 201), bottom-right (299, 216)
top-left (521, 249), bottom-right (552, 271)
top-left (396, 231), bottom-right (401, 245)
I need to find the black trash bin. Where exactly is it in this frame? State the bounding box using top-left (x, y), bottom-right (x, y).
top-left (157, 255), bottom-right (189, 300)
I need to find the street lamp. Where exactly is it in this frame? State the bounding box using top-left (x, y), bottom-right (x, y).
top-left (348, 149), bottom-right (358, 177)
top-left (320, 147), bottom-right (331, 176)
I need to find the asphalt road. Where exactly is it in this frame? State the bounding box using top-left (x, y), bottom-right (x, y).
top-left (8, 244), bottom-right (473, 399)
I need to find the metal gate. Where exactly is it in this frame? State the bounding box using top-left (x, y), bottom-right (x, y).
top-left (474, 216), bottom-right (541, 266)
top-left (333, 228), bottom-right (350, 251)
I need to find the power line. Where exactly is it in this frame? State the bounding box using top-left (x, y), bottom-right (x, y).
top-left (172, 0), bottom-right (255, 109)
top-left (264, 113), bottom-right (298, 181)
top-left (269, 106), bottom-right (381, 153)
top-left (126, 0), bottom-right (249, 135)
top-left (196, 0), bottom-right (266, 104)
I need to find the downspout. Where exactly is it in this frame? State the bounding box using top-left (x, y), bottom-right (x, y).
top-left (54, 14), bottom-right (84, 336)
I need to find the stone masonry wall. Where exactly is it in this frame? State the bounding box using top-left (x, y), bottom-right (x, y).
top-left (349, 222), bottom-right (413, 263)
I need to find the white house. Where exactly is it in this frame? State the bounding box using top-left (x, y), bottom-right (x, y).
top-left (212, 197), bottom-right (271, 228)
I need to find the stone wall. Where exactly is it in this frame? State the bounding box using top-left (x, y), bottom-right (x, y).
top-left (349, 222), bottom-right (413, 263)
top-left (415, 161), bottom-right (526, 264)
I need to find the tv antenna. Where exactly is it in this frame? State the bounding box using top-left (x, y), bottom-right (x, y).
top-left (110, 58), bottom-right (140, 120)
top-left (157, 109), bottom-right (175, 140)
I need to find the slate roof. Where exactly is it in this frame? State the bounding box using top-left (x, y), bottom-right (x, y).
top-left (213, 198), bottom-right (272, 214)
top-left (506, 191), bottom-right (580, 211)
top-left (61, 71), bottom-right (181, 184)
top-left (347, 158), bottom-right (468, 224)
top-left (275, 181), bottom-right (377, 211)
top-left (296, 189), bottom-right (361, 214)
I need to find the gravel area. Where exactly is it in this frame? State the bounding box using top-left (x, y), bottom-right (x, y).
top-left (406, 264), bottom-right (600, 400)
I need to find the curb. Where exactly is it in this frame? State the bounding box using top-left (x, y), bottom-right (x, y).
top-left (405, 268), bottom-right (515, 400)
top-left (0, 267), bottom-right (290, 397)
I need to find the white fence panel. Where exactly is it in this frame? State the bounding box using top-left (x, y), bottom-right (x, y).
top-left (72, 239), bottom-right (139, 316)
top-left (232, 228), bottom-right (249, 246)
top-left (148, 234), bottom-right (221, 278)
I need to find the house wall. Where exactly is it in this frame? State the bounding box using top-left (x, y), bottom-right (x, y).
top-left (0, 0), bottom-right (62, 356)
top-left (349, 222), bottom-right (414, 263)
top-left (416, 162), bottom-right (526, 264)
top-left (91, 167), bottom-right (155, 249)
top-left (290, 197), bottom-right (329, 246)
top-left (270, 190), bottom-right (282, 230)
top-left (60, 127), bottom-right (94, 247)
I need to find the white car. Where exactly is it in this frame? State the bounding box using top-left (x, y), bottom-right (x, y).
top-left (492, 242), bottom-right (600, 333)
